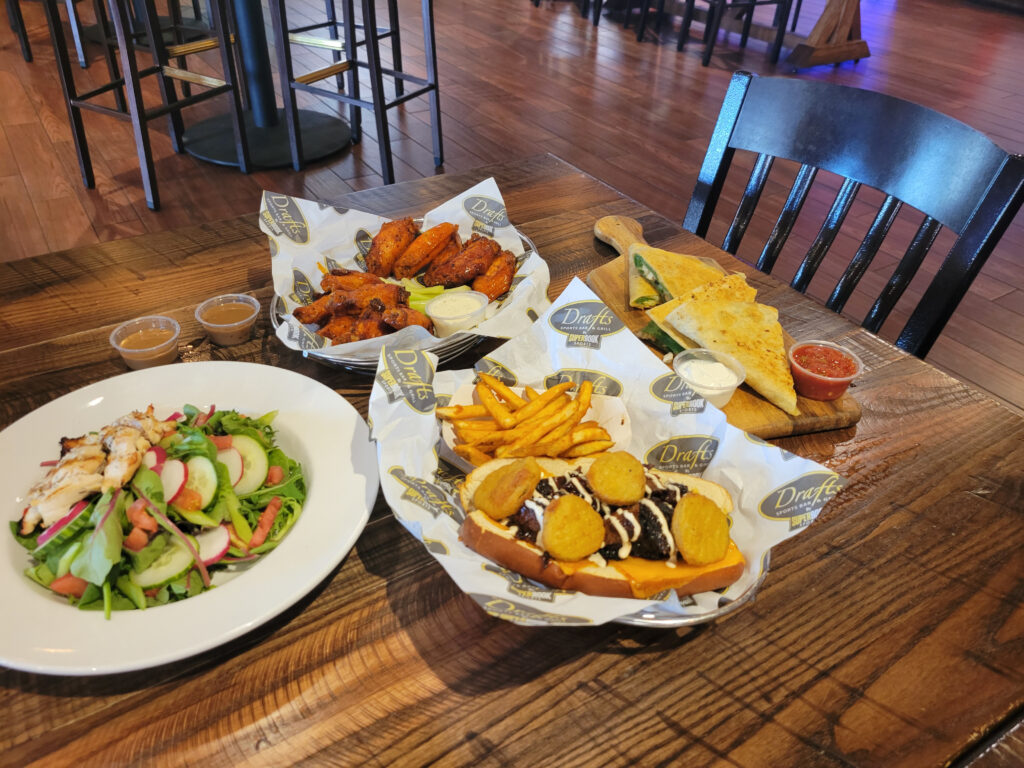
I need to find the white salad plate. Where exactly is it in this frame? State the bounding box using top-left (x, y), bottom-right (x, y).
top-left (0, 361), bottom-right (379, 676)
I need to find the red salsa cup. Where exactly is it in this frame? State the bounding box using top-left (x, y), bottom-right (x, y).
top-left (788, 340), bottom-right (862, 401)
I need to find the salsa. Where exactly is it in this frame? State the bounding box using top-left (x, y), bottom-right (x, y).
top-left (789, 343), bottom-right (860, 401)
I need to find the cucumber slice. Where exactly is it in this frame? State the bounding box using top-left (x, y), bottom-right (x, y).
top-left (55, 540), bottom-right (83, 578)
top-left (183, 456), bottom-right (218, 509)
top-left (130, 534), bottom-right (195, 589)
top-left (32, 501), bottom-right (92, 559)
top-left (232, 434), bottom-right (269, 495)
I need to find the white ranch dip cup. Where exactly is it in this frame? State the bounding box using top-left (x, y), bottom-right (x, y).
top-left (672, 348), bottom-right (746, 408)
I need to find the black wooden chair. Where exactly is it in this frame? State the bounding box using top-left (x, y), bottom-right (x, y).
top-left (268, 0), bottom-right (442, 185)
top-left (42, 0), bottom-right (250, 209)
top-left (684, 71), bottom-right (1024, 358)
top-left (676, 0), bottom-right (792, 65)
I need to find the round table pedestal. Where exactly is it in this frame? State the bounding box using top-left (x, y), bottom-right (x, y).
top-left (183, 109), bottom-right (351, 169)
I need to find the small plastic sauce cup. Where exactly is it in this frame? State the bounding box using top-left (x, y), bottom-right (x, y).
top-left (672, 348), bottom-right (746, 408)
top-left (195, 293), bottom-right (260, 345)
top-left (110, 315), bottom-right (180, 369)
top-left (425, 290), bottom-right (489, 337)
top-left (788, 340), bottom-right (862, 400)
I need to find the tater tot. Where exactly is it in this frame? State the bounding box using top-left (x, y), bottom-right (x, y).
top-left (671, 492), bottom-right (729, 566)
top-left (586, 451), bottom-right (646, 506)
top-left (541, 495), bottom-right (605, 562)
top-left (472, 458), bottom-right (543, 519)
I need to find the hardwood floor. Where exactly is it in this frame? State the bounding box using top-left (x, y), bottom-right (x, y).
top-left (1, 0), bottom-right (1022, 411)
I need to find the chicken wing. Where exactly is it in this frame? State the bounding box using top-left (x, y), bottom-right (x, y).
top-left (472, 249), bottom-right (517, 300)
top-left (327, 283), bottom-right (409, 316)
top-left (422, 234), bottom-right (501, 288)
top-left (393, 223), bottom-right (460, 279)
top-left (293, 293), bottom-right (334, 325)
top-left (365, 218), bottom-right (419, 277)
top-left (382, 306), bottom-right (434, 333)
top-left (316, 315), bottom-right (358, 344)
top-left (321, 268), bottom-right (384, 293)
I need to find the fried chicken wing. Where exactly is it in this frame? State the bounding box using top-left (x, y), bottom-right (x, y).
top-left (393, 222), bottom-right (460, 279)
top-left (422, 233), bottom-right (501, 288)
top-left (365, 218), bottom-right (419, 276)
top-left (293, 293), bottom-right (334, 325)
top-left (327, 283), bottom-right (409, 316)
top-left (382, 306), bottom-right (434, 333)
top-left (316, 315), bottom-right (358, 344)
top-left (348, 304), bottom-right (390, 341)
top-left (320, 268), bottom-right (384, 293)
top-left (472, 249), bottom-right (517, 300)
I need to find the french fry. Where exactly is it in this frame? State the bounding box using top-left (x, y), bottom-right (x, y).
top-left (524, 386), bottom-right (541, 400)
top-left (454, 443), bottom-right (494, 467)
top-left (507, 381), bottom-right (573, 426)
top-left (568, 426), bottom-right (611, 446)
top-left (563, 440), bottom-right (615, 457)
top-left (476, 382), bottom-right (516, 429)
top-left (477, 372), bottom-right (526, 409)
top-left (575, 380), bottom-right (594, 418)
top-left (436, 404), bottom-right (489, 420)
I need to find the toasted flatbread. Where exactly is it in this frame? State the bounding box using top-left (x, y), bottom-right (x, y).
top-left (644, 274), bottom-right (758, 351)
top-left (667, 299), bottom-right (799, 416)
top-left (631, 244), bottom-right (726, 303)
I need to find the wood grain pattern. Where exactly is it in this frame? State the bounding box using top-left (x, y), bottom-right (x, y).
top-left (586, 253), bottom-right (862, 438)
top-left (0, 156), bottom-right (1022, 768)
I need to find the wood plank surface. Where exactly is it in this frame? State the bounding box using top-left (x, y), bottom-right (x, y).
top-left (0, 156), bottom-right (1022, 767)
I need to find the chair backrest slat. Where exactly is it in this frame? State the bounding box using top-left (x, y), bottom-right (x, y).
top-left (683, 71), bottom-right (1024, 358)
top-left (863, 215), bottom-right (941, 334)
top-left (756, 163), bottom-right (817, 273)
top-left (826, 195), bottom-right (902, 314)
top-left (791, 177), bottom-right (861, 293)
top-left (723, 154), bottom-right (773, 255)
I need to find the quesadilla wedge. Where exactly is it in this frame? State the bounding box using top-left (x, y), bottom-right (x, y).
top-left (667, 298), bottom-right (799, 416)
top-left (631, 244), bottom-right (726, 303)
top-left (642, 274), bottom-right (759, 354)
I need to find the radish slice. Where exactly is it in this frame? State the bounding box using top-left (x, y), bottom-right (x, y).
top-left (216, 448), bottom-right (244, 486)
top-left (142, 446), bottom-right (167, 471)
top-left (194, 525), bottom-right (230, 566)
top-left (159, 459), bottom-right (188, 503)
top-left (36, 499), bottom-right (90, 547)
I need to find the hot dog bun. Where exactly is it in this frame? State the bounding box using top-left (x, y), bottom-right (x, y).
top-left (458, 458), bottom-right (745, 600)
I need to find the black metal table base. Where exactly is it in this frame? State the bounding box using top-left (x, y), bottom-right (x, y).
top-left (182, 108), bottom-right (351, 169)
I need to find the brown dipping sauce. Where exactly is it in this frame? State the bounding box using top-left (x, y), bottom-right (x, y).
top-left (201, 301), bottom-right (257, 325)
top-left (118, 327), bottom-right (176, 350)
top-left (197, 298), bottom-right (258, 345)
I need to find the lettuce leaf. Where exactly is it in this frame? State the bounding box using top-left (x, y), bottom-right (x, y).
top-left (70, 490), bottom-right (125, 586)
top-left (9, 520), bottom-right (38, 551)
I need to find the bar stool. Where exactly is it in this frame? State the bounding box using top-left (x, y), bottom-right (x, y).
top-left (267, 0), bottom-right (443, 185)
top-left (7, 0), bottom-right (33, 61)
top-left (41, 0), bottom-right (250, 209)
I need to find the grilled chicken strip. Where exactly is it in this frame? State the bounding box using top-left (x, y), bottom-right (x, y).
top-left (365, 218), bottom-right (419, 276)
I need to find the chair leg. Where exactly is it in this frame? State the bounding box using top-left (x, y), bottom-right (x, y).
top-left (209, 0), bottom-right (250, 172)
top-left (703, 0), bottom-right (724, 65)
top-left (166, 0), bottom-right (191, 98)
top-left (135, 0), bottom-right (185, 153)
top-left (422, 0), bottom-right (442, 167)
top-left (387, 0), bottom-right (403, 97)
top-left (65, 0), bottom-right (89, 67)
top-left (769, 0), bottom-right (791, 62)
top-left (93, 0), bottom-right (126, 111)
top-left (677, 0), bottom-right (694, 50)
top-left (636, 0), bottom-right (649, 41)
top-left (790, 0), bottom-right (801, 30)
top-left (6, 0), bottom-right (32, 61)
top-left (266, 0), bottom-right (304, 170)
top-left (323, 0), bottom-right (345, 91)
top-left (653, 0), bottom-right (666, 33)
top-left (591, 0), bottom-right (601, 25)
top-left (41, 0), bottom-right (94, 188)
top-left (360, 0), bottom-right (394, 184)
top-left (341, 0), bottom-right (361, 143)
top-left (740, 4), bottom-right (752, 48)
top-left (108, 0), bottom-right (159, 208)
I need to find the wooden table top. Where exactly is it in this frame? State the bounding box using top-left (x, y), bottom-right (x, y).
top-left (1, 154), bottom-right (1021, 768)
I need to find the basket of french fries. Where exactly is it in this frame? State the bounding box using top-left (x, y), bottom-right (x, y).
top-left (368, 278), bottom-right (848, 627)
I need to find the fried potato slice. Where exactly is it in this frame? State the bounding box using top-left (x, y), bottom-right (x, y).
top-left (472, 457), bottom-right (542, 519)
top-left (541, 494), bottom-right (605, 561)
top-left (671, 492), bottom-right (730, 566)
top-left (586, 451), bottom-right (646, 505)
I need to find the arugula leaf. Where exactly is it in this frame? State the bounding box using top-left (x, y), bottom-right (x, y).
top-left (240, 449), bottom-right (306, 508)
top-left (207, 410), bottom-right (277, 449)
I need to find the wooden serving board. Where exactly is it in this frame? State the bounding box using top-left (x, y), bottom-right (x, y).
top-left (586, 252), bottom-right (862, 439)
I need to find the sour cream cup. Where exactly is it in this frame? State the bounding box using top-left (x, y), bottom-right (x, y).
top-left (110, 315), bottom-right (181, 370)
top-left (672, 348), bottom-right (746, 408)
top-left (425, 290), bottom-right (489, 337)
top-left (788, 340), bottom-right (862, 401)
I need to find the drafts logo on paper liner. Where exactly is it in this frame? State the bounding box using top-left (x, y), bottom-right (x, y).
top-left (645, 436), bottom-right (719, 475)
top-left (322, 255), bottom-right (343, 273)
top-left (316, 202), bottom-right (350, 216)
top-left (475, 358), bottom-right (517, 386)
top-left (760, 471), bottom-right (846, 530)
top-left (543, 369), bottom-right (623, 397)
top-left (482, 563), bottom-right (571, 603)
top-left (261, 192), bottom-right (310, 244)
top-left (423, 537), bottom-right (449, 556)
top-left (376, 348), bottom-right (436, 414)
top-left (464, 195), bottom-right (510, 235)
top-left (548, 301), bottom-right (625, 350)
top-left (389, 467), bottom-right (464, 524)
top-left (282, 320), bottom-right (328, 351)
top-left (650, 373), bottom-right (706, 415)
top-left (469, 595), bottom-right (591, 625)
top-left (354, 227), bottom-right (374, 263)
top-left (267, 236), bottom-right (279, 257)
top-left (289, 268), bottom-right (318, 306)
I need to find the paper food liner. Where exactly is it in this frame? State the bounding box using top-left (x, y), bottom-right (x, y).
top-left (259, 179), bottom-right (551, 359)
top-left (368, 279), bottom-right (847, 627)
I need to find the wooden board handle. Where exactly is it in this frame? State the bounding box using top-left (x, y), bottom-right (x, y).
top-left (594, 216), bottom-right (648, 256)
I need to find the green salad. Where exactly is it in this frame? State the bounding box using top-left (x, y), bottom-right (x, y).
top-left (10, 405), bottom-right (306, 618)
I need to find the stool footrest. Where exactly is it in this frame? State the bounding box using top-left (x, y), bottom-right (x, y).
top-left (294, 60), bottom-right (352, 85)
top-left (162, 66), bottom-right (227, 88)
top-left (288, 32), bottom-right (345, 51)
top-left (165, 33), bottom-right (234, 58)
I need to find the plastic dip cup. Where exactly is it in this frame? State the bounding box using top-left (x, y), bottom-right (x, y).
top-left (672, 348), bottom-right (746, 408)
top-left (195, 293), bottom-right (260, 345)
top-left (788, 340), bottom-right (863, 400)
top-left (425, 290), bottom-right (489, 337)
top-left (110, 315), bottom-right (181, 370)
